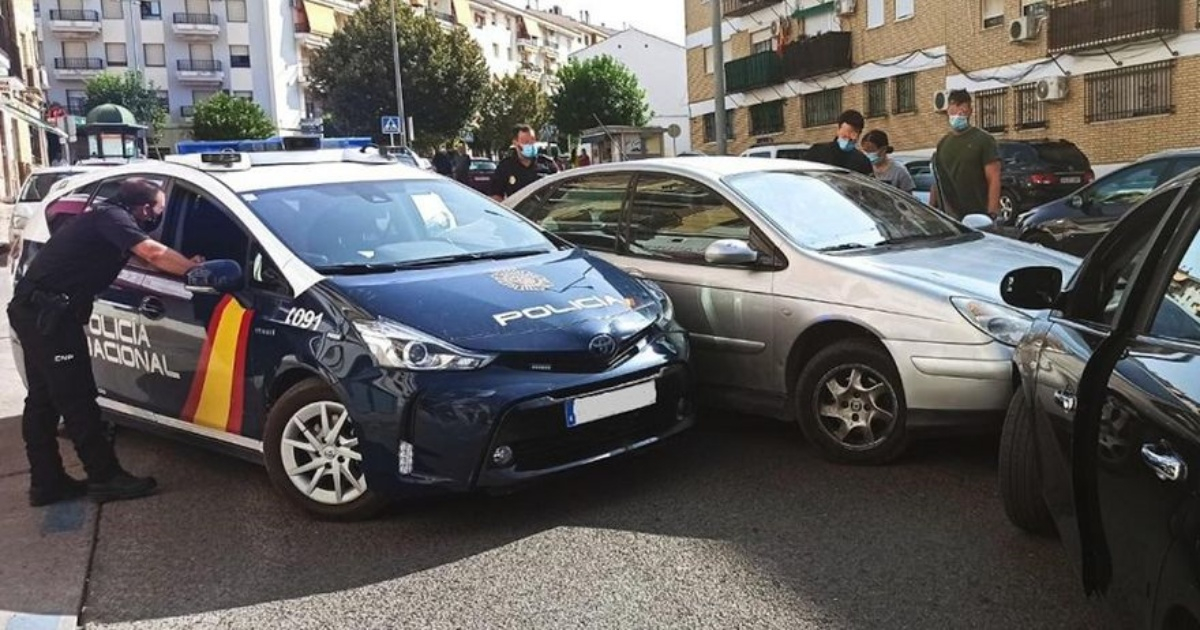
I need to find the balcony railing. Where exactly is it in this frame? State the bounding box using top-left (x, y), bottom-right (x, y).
top-left (721, 0), bottom-right (784, 18)
top-left (172, 12), bottom-right (219, 25)
top-left (781, 32), bottom-right (852, 81)
top-left (54, 57), bottom-right (104, 69)
top-left (177, 59), bottom-right (222, 71)
top-left (180, 105), bottom-right (196, 118)
top-left (49, 9), bottom-right (99, 21)
top-left (724, 50), bottom-right (783, 93)
top-left (1047, 0), bottom-right (1180, 54)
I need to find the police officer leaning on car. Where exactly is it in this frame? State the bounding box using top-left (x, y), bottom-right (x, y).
top-left (9, 178), bottom-right (202, 507)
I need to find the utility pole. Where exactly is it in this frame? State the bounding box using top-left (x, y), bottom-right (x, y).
top-left (390, 0), bottom-right (408, 148)
top-left (711, 0), bottom-right (727, 156)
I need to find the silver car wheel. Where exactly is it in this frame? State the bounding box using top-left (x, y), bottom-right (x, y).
top-left (814, 364), bottom-right (898, 452)
top-left (280, 401), bottom-right (367, 506)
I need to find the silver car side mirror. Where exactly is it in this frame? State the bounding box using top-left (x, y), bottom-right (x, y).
top-left (961, 214), bottom-right (995, 230)
top-left (705, 239), bottom-right (759, 266)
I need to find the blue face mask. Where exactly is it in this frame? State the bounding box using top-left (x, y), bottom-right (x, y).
top-left (837, 137), bottom-right (856, 152)
top-left (866, 152), bottom-right (881, 164)
top-left (949, 115), bottom-right (970, 132)
top-left (520, 144), bottom-right (537, 159)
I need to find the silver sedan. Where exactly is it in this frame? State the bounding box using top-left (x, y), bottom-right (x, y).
top-left (505, 158), bottom-right (1078, 464)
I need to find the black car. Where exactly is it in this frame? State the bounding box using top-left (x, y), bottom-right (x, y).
top-left (1017, 149), bottom-right (1200, 257)
top-left (465, 158), bottom-right (497, 194)
top-left (998, 171), bottom-right (1200, 628)
top-left (996, 139), bottom-right (1095, 221)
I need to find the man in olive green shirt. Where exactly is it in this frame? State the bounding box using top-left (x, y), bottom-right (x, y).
top-left (930, 90), bottom-right (1002, 220)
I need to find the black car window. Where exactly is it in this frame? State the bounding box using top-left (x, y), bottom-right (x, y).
top-left (524, 173), bottom-right (630, 252)
top-left (1032, 142), bottom-right (1090, 170)
top-left (174, 187), bottom-right (250, 269)
top-left (1147, 192), bottom-right (1200, 344)
top-left (776, 149), bottom-right (808, 160)
top-left (627, 174), bottom-right (751, 264)
top-left (1085, 160), bottom-right (1170, 207)
top-left (1168, 156), bottom-right (1200, 179)
top-left (1000, 143), bottom-right (1037, 162)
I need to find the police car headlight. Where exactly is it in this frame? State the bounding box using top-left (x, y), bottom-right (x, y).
top-left (950, 297), bottom-right (1034, 347)
top-left (637, 279), bottom-right (674, 325)
top-left (353, 318), bottom-right (495, 371)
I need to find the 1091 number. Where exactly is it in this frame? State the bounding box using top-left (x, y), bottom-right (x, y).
top-left (284, 307), bottom-right (324, 331)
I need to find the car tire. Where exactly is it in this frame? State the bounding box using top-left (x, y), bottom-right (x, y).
top-left (263, 378), bottom-right (388, 521)
top-left (796, 340), bottom-right (910, 465)
top-left (998, 387), bottom-right (1055, 535)
top-left (999, 189), bottom-right (1020, 224)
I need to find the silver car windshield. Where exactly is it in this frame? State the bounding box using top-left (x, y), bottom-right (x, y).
top-left (725, 171), bottom-right (967, 252)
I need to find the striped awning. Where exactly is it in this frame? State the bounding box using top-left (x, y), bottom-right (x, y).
top-left (451, 0), bottom-right (472, 24)
top-left (302, 0), bottom-right (337, 37)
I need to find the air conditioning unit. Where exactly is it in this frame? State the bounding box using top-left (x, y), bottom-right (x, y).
top-left (837, 0), bottom-right (856, 16)
top-left (1009, 16), bottom-right (1038, 42)
top-left (1036, 76), bottom-right (1069, 101)
top-left (933, 90), bottom-right (951, 112)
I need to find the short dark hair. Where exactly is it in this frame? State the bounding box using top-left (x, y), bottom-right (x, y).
top-left (512, 124), bottom-right (535, 139)
top-left (112, 178), bottom-right (163, 209)
top-left (861, 129), bottom-right (892, 153)
top-left (838, 109), bottom-right (866, 133)
top-left (948, 89), bottom-right (972, 106)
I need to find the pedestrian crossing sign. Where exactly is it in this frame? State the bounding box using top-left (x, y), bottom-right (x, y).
top-left (381, 116), bottom-right (402, 135)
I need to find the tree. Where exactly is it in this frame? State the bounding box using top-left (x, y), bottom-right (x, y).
top-left (191, 93), bottom-right (276, 141)
top-left (309, 0), bottom-right (489, 150)
top-left (474, 74), bottom-right (549, 156)
top-left (83, 71), bottom-right (167, 139)
top-left (551, 55), bottom-right (651, 138)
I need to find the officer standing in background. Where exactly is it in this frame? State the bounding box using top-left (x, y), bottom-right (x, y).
top-left (490, 124), bottom-right (541, 201)
top-left (10, 178), bottom-right (201, 507)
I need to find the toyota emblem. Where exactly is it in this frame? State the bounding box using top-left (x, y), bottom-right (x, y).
top-left (588, 334), bottom-right (617, 357)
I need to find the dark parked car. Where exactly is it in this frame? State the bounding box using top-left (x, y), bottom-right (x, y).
top-left (998, 171), bottom-right (1200, 629)
top-left (1017, 148), bottom-right (1200, 257)
top-left (994, 139), bottom-right (1095, 222)
top-left (465, 158), bottom-right (497, 193)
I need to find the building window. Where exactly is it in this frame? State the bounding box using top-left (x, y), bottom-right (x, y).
top-left (492, 43), bottom-right (500, 57)
top-left (105, 43), bottom-right (127, 67)
top-left (226, 0), bottom-right (247, 23)
top-left (66, 90), bottom-right (88, 116)
top-left (474, 12), bottom-right (485, 28)
top-left (867, 0), bottom-right (884, 28)
top-left (156, 90), bottom-right (169, 111)
top-left (702, 110), bottom-right (735, 143)
top-left (804, 88), bottom-right (843, 128)
top-left (1014, 83), bottom-right (1047, 129)
top-left (101, 0), bottom-right (123, 19)
top-left (232, 90), bottom-right (253, 100)
top-left (865, 79), bottom-right (887, 118)
top-left (893, 73), bottom-right (916, 114)
top-left (140, 1), bottom-right (162, 19)
top-left (143, 44), bottom-right (165, 67)
top-left (896, 0), bottom-right (914, 19)
top-left (230, 45), bottom-right (250, 68)
top-left (751, 30), bottom-right (773, 54)
top-left (750, 100), bottom-right (785, 135)
top-left (703, 42), bottom-right (731, 75)
top-left (975, 87), bottom-right (1008, 133)
top-left (982, 0), bottom-right (1004, 28)
top-left (1085, 60), bottom-right (1175, 124)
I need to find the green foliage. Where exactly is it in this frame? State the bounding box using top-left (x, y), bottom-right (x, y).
top-left (474, 74), bottom-right (549, 155)
top-left (190, 93), bottom-right (276, 141)
top-left (309, 0), bottom-right (489, 150)
top-left (83, 71), bottom-right (167, 139)
top-left (550, 55), bottom-right (651, 138)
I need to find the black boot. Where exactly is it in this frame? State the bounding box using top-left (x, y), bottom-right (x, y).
top-left (88, 471), bottom-right (157, 503)
top-left (29, 475), bottom-right (89, 507)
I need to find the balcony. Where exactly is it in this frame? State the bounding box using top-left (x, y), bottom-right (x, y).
top-left (781, 32), bottom-right (852, 81)
top-left (53, 57), bottom-right (105, 81)
top-left (171, 13), bottom-right (220, 40)
top-left (294, 25), bottom-right (331, 49)
top-left (1047, 0), bottom-right (1180, 54)
top-left (305, 0), bottom-right (363, 15)
top-left (721, 0), bottom-right (784, 18)
top-left (176, 59), bottom-right (224, 84)
top-left (180, 105), bottom-right (195, 120)
top-left (724, 50), bottom-right (783, 93)
top-left (517, 37), bottom-right (539, 50)
top-left (518, 62), bottom-right (543, 81)
top-left (47, 9), bottom-right (101, 38)
top-left (432, 10), bottom-right (456, 27)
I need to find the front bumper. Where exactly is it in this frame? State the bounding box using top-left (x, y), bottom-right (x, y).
top-left (884, 338), bottom-right (1014, 425)
top-left (339, 328), bottom-right (693, 499)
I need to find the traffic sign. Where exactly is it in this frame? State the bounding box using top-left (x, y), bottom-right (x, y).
top-left (381, 116), bottom-right (402, 135)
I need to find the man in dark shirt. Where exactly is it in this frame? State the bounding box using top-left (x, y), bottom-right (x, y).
top-left (10, 178), bottom-right (200, 506)
top-left (805, 110), bottom-right (872, 175)
top-left (490, 123), bottom-right (541, 201)
top-left (930, 89), bottom-right (1002, 220)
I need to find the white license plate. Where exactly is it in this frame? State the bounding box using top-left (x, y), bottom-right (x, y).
top-left (566, 380), bottom-right (657, 428)
top-left (1061, 176), bottom-right (1082, 184)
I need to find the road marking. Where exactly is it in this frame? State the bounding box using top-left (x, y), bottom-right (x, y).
top-left (0, 611), bottom-right (77, 630)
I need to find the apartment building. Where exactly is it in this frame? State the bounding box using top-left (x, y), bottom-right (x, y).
top-left (1, 0), bottom-right (53, 197)
top-left (686, 0), bottom-right (1200, 165)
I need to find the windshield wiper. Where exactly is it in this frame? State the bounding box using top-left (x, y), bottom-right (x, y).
top-left (818, 243), bottom-right (871, 252)
top-left (873, 233), bottom-right (953, 247)
top-left (314, 262), bottom-right (407, 275)
top-left (392, 247), bottom-right (553, 269)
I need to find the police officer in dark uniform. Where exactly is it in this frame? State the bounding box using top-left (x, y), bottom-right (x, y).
top-left (10, 178), bottom-right (201, 506)
top-left (489, 123), bottom-right (541, 201)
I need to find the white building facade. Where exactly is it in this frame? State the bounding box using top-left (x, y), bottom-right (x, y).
top-left (571, 28), bottom-right (690, 156)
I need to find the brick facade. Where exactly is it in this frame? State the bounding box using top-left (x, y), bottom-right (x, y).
top-left (687, 0), bottom-right (1200, 165)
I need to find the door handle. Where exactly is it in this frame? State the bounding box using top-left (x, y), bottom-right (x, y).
top-left (1053, 390), bottom-right (1077, 412)
top-left (1142, 442), bottom-right (1188, 482)
top-left (139, 296), bottom-right (165, 320)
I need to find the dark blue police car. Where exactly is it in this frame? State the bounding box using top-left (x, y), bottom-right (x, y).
top-left (12, 146), bottom-right (693, 520)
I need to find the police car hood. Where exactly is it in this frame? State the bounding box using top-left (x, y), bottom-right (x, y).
top-left (326, 249), bottom-right (662, 352)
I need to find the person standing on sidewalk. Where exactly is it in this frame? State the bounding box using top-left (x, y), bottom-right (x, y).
top-left (929, 90), bottom-right (1002, 220)
top-left (860, 130), bottom-right (915, 194)
top-left (10, 178), bottom-right (201, 507)
top-left (489, 124), bottom-right (541, 201)
top-left (804, 110), bottom-right (872, 175)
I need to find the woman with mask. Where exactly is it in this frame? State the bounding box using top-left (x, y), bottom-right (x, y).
top-left (860, 130), bottom-right (915, 194)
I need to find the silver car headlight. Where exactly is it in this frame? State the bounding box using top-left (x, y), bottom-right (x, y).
top-left (637, 278), bottom-right (674, 324)
top-left (950, 297), bottom-right (1034, 346)
top-left (353, 318), bottom-right (495, 371)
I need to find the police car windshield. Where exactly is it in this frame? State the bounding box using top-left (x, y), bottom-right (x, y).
top-left (242, 179), bottom-right (556, 272)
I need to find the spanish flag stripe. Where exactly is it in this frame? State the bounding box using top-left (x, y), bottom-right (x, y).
top-left (226, 307), bottom-right (254, 435)
top-left (181, 295), bottom-right (255, 433)
top-left (181, 295), bottom-right (231, 424)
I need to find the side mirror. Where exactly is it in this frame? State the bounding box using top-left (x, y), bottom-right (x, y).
top-left (185, 259), bottom-right (244, 294)
top-left (1069, 194), bottom-right (1085, 209)
top-left (704, 239), bottom-right (759, 266)
top-left (962, 214), bottom-right (996, 231)
top-left (1001, 266), bottom-right (1063, 310)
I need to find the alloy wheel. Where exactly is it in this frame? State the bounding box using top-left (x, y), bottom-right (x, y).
top-left (280, 401), bottom-right (367, 506)
top-left (813, 365), bottom-right (899, 452)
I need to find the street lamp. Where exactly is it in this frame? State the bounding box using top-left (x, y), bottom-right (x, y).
top-left (390, 0), bottom-right (408, 148)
